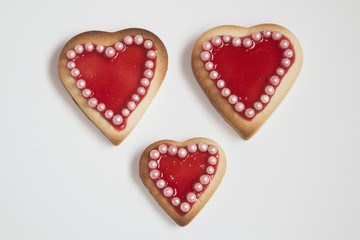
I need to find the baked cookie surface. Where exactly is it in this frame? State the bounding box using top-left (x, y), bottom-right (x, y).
top-left (58, 28), bottom-right (168, 145)
top-left (139, 138), bottom-right (226, 226)
top-left (192, 24), bottom-right (303, 139)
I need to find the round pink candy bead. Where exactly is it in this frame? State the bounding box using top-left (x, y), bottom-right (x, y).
top-left (96, 44), bottom-right (104, 53)
top-left (156, 179), bottom-right (166, 189)
top-left (145, 60), bottom-right (154, 69)
top-left (76, 79), bottom-right (86, 89)
top-left (263, 30), bottom-right (272, 38)
top-left (88, 98), bottom-right (98, 108)
top-left (121, 108), bottom-right (130, 117)
top-left (147, 50), bottom-right (156, 59)
top-left (202, 41), bottom-right (212, 51)
top-left (284, 49), bottom-right (294, 58)
top-left (208, 145), bottom-right (218, 155)
top-left (280, 39), bottom-right (289, 49)
top-left (194, 183), bottom-right (203, 192)
top-left (85, 43), bottom-right (94, 52)
top-left (112, 115), bottom-right (123, 125)
top-left (186, 192), bottom-right (196, 202)
top-left (168, 145), bottom-right (178, 155)
top-left (281, 58), bottom-right (291, 67)
top-left (232, 37), bottom-right (241, 47)
top-left (252, 32), bottom-right (262, 41)
top-left (254, 102), bottom-right (263, 110)
top-left (209, 71), bottom-right (219, 80)
top-left (198, 142), bottom-right (208, 152)
top-left (208, 156), bottom-right (217, 165)
top-left (67, 50), bottom-right (76, 59)
top-left (150, 169), bottom-right (160, 180)
top-left (243, 38), bottom-right (253, 48)
top-left (115, 42), bottom-right (124, 51)
top-left (235, 102), bottom-right (245, 112)
top-left (180, 202), bottom-right (190, 212)
top-left (200, 51), bottom-right (211, 61)
top-left (150, 149), bottom-right (160, 160)
top-left (71, 68), bottom-right (80, 77)
top-left (132, 94), bottom-right (140, 102)
top-left (221, 88), bottom-right (231, 97)
top-left (124, 36), bottom-right (133, 45)
top-left (205, 62), bottom-right (214, 71)
top-left (260, 95), bottom-right (270, 104)
top-left (97, 103), bottom-right (106, 112)
top-left (211, 36), bottom-right (222, 47)
top-left (245, 108), bottom-right (255, 118)
top-left (137, 87), bottom-right (146, 96)
top-left (172, 197), bottom-right (181, 206)
top-left (178, 148), bottom-right (187, 158)
top-left (272, 31), bottom-right (282, 41)
top-left (144, 40), bottom-right (153, 49)
top-left (134, 35), bottom-right (144, 45)
top-left (82, 89), bottom-right (92, 98)
top-left (265, 86), bottom-right (275, 95)
top-left (163, 187), bottom-right (174, 197)
top-left (105, 47), bottom-right (116, 58)
top-left (148, 160), bottom-right (157, 169)
top-left (223, 35), bottom-right (231, 43)
top-left (200, 175), bottom-right (210, 185)
top-left (217, 80), bottom-right (225, 89)
top-left (277, 68), bottom-right (285, 76)
top-left (67, 61), bottom-right (76, 69)
top-left (141, 78), bottom-right (150, 87)
top-left (187, 143), bottom-right (197, 153)
top-left (158, 144), bottom-right (168, 154)
top-left (127, 101), bottom-right (136, 111)
top-left (270, 75), bottom-right (280, 85)
top-left (206, 166), bottom-right (215, 175)
top-left (228, 95), bottom-right (238, 105)
top-left (144, 69), bottom-right (153, 78)
top-left (105, 110), bottom-right (114, 119)
top-left (74, 45), bottom-right (84, 54)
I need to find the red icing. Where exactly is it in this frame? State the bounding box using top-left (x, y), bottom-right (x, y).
top-left (206, 35), bottom-right (295, 119)
top-left (69, 43), bottom-right (155, 130)
top-left (150, 148), bottom-right (218, 215)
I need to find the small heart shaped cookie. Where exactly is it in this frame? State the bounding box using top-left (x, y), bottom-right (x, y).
top-left (139, 138), bottom-right (226, 226)
top-left (192, 24), bottom-right (303, 139)
top-left (58, 28), bottom-right (168, 145)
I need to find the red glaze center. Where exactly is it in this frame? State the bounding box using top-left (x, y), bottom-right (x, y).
top-left (73, 44), bottom-right (155, 130)
top-left (208, 35), bottom-right (295, 119)
top-left (150, 149), bottom-right (218, 215)
top-left (213, 39), bottom-right (282, 105)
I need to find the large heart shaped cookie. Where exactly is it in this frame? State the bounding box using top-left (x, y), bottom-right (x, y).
top-left (58, 28), bottom-right (168, 145)
top-left (139, 138), bottom-right (226, 226)
top-left (192, 24), bottom-right (303, 139)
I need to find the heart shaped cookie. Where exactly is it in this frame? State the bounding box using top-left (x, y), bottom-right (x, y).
top-left (192, 24), bottom-right (303, 139)
top-left (58, 28), bottom-right (168, 145)
top-left (139, 138), bottom-right (226, 226)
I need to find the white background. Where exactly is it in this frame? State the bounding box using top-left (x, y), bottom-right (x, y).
top-left (0, 0), bottom-right (359, 239)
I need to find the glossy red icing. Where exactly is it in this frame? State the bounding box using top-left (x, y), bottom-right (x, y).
top-left (209, 35), bottom-right (295, 119)
top-left (150, 149), bottom-right (218, 214)
top-left (72, 44), bottom-right (155, 130)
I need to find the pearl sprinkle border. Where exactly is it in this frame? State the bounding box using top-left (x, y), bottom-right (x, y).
top-left (148, 142), bottom-right (218, 213)
top-left (200, 30), bottom-right (294, 119)
top-left (66, 35), bottom-right (156, 128)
